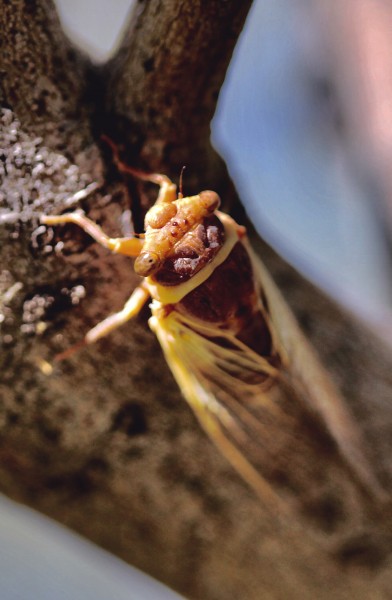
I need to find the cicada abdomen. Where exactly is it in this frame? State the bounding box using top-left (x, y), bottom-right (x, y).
top-left (41, 163), bottom-right (384, 511)
top-left (144, 209), bottom-right (384, 508)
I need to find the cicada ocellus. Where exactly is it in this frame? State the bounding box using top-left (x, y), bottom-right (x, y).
top-left (41, 153), bottom-right (383, 509)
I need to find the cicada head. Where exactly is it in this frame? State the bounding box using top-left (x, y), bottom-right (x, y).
top-left (134, 251), bottom-right (162, 277)
top-left (137, 189), bottom-right (222, 280)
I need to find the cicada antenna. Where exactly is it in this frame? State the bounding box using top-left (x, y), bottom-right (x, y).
top-left (178, 166), bottom-right (186, 199)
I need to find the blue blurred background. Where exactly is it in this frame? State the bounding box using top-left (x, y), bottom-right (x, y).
top-left (2, 0), bottom-right (392, 597)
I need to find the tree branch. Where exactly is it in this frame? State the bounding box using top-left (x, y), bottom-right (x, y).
top-left (102, 0), bottom-right (252, 192)
top-left (1, 1), bottom-right (392, 599)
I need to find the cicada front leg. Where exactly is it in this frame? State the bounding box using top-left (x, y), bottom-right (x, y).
top-left (40, 210), bottom-right (150, 362)
top-left (101, 135), bottom-right (177, 204)
top-left (41, 210), bottom-right (144, 257)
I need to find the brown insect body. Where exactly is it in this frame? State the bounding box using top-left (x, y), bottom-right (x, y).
top-left (175, 240), bottom-right (274, 357)
top-left (151, 212), bottom-right (275, 363)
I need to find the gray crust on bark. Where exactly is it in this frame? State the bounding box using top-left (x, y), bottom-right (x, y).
top-left (1, 1), bottom-right (392, 599)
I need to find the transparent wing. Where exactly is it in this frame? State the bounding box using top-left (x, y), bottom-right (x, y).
top-left (150, 308), bottom-right (294, 512)
top-left (150, 243), bottom-right (384, 506)
top-left (247, 244), bottom-right (385, 500)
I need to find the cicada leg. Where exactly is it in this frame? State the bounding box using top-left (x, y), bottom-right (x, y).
top-left (85, 283), bottom-right (150, 343)
top-left (41, 211), bottom-right (144, 257)
top-left (40, 210), bottom-right (150, 362)
top-left (101, 135), bottom-right (177, 203)
top-left (54, 283), bottom-right (150, 362)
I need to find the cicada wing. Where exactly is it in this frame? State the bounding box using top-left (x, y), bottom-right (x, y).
top-left (247, 244), bottom-right (385, 500)
top-left (149, 309), bottom-right (290, 513)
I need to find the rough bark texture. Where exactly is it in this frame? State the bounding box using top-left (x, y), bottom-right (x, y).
top-left (0, 0), bottom-right (93, 151)
top-left (1, 1), bottom-right (392, 599)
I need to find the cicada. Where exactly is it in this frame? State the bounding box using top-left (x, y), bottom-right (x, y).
top-left (41, 156), bottom-right (382, 509)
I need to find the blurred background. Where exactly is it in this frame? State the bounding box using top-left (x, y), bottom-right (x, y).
top-left (214, 0), bottom-right (392, 339)
top-left (2, 0), bottom-right (392, 597)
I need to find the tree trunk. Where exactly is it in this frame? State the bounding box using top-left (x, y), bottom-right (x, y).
top-left (1, 1), bottom-right (392, 599)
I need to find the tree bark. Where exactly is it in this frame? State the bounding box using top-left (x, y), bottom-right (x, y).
top-left (1, 1), bottom-right (392, 599)
top-left (103, 0), bottom-right (250, 180)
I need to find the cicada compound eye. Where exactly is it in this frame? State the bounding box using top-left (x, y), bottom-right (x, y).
top-left (199, 190), bottom-right (221, 213)
top-left (134, 251), bottom-right (161, 277)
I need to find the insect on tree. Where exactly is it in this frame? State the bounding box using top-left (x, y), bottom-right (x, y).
top-left (40, 140), bottom-right (383, 510)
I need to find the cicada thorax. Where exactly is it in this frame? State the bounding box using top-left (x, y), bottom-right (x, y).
top-left (175, 238), bottom-right (274, 357)
top-left (134, 190), bottom-right (220, 277)
top-left (146, 208), bottom-right (280, 384)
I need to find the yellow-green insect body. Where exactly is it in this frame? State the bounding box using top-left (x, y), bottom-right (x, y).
top-left (41, 164), bottom-right (383, 508)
